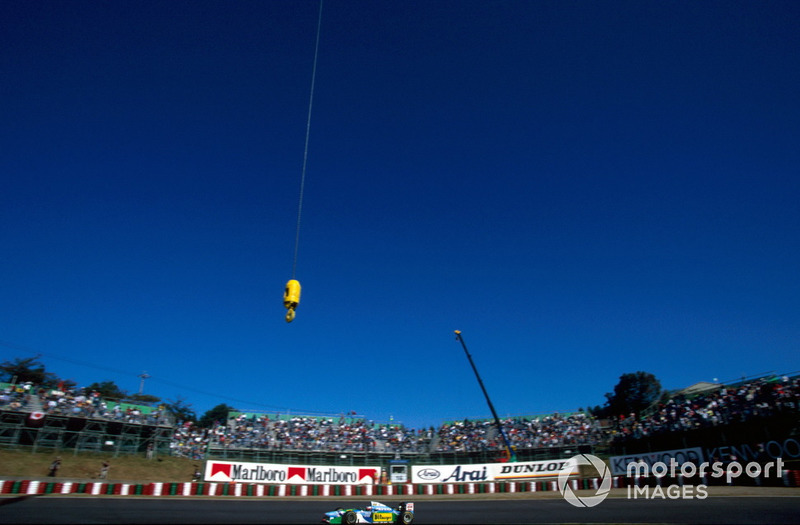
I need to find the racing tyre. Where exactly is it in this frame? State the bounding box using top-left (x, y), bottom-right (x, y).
top-left (343, 511), bottom-right (358, 525)
top-left (401, 511), bottom-right (414, 524)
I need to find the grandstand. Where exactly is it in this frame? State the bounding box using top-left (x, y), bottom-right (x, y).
top-left (0, 382), bottom-right (173, 456)
top-left (1, 373), bottom-right (798, 471)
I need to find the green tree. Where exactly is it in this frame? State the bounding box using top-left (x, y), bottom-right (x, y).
top-left (0, 356), bottom-right (58, 387)
top-left (126, 393), bottom-right (162, 405)
top-left (85, 381), bottom-right (127, 400)
top-left (165, 396), bottom-right (197, 423)
top-left (588, 404), bottom-right (606, 418)
top-left (198, 403), bottom-right (236, 428)
top-left (603, 371), bottom-right (662, 417)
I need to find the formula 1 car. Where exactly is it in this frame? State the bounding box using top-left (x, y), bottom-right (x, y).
top-left (321, 501), bottom-right (414, 524)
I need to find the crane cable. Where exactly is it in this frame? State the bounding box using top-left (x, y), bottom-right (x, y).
top-left (283, 0), bottom-right (323, 323)
top-left (291, 0), bottom-right (323, 280)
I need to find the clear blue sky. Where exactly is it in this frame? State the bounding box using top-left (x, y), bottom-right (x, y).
top-left (2, 1), bottom-right (798, 429)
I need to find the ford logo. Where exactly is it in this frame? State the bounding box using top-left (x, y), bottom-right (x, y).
top-left (417, 468), bottom-right (440, 481)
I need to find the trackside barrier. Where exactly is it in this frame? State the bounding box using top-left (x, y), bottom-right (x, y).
top-left (784, 470), bottom-right (799, 487)
top-left (785, 470), bottom-right (799, 487)
top-left (621, 473), bottom-right (800, 488)
top-left (2, 474), bottom-right (797, 497)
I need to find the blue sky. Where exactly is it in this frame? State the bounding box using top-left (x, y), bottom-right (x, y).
top-left (2, 1), bottom-right (798, 430)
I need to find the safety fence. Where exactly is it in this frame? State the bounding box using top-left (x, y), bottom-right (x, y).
top-left (1, 472), bottom-right (798, 497)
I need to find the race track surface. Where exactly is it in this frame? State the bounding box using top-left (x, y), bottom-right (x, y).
top-left (1, 490), bottom-right (799, 525)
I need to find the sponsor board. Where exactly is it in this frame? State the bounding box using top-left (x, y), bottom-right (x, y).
top-left (609, 447), bottom-right (703, 476)
top-left (412, 459), bottom-right (577, 484)
top-left (706, 438), bottom-right (800, 462)
top-left (204, 460), bottom-right (379, 484)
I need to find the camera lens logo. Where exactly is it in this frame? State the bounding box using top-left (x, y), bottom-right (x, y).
top-left (558, 454), bottom-right (612, 507)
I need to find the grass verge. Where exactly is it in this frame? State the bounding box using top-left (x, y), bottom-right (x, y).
top-left (0, 448), bottom-right (199, 483)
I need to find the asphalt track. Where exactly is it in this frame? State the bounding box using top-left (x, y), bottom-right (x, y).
top-left (1, 491), bottom-right (799, 525)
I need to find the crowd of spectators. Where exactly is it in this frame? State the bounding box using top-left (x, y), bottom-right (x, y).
top-left (41, 388), bottom-right (171, 425)
top-left (0, 381), bottom-right (171, 425)
top-left (170, 421), bottom-right (210, 460)
top-left (434, 412), bottom-right (608, 452)
top-left (204, 414), bottom-right (434, 455)
top-left (502, 412), bottom-right (608, 449)
top-left (609, 376), bottom-right (800, 442)
top-left (435, 419), bottom-right (498, 452)
top-left (0, 383), bottom-right (28, 411)
top-left (3, 375), bottom-right (798, 460)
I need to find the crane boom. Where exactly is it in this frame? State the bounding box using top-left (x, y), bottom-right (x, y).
top-left (454, 330), bottom-right (516, 462)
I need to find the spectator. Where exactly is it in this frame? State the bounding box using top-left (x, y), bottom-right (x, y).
top-left (48, 457), bottom-right (61, 477)
top-left (98, 461), bottom-right (110, 479)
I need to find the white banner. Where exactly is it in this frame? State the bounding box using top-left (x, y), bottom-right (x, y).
top-left (412, 458), bottom-right (577, 484)
top-left (204, 460), bottom-right (379, 484)
top-left (609, 447), bottom-right (704, 476)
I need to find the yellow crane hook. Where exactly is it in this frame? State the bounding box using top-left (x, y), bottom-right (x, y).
top-left (283, 279), bottom-right (301, 322)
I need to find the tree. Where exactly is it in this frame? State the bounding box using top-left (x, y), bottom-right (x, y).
top-left (0, 356), bottom-right (58, 387)
top-left (198, 403), bottom-right (236, 428)
top-left (588, 404), bottom-right (606, 418)
top-left (602, 371), bottom-right (663, 418)
top-left (165, 396), bottom-right (197, 423)
top-left (85, 381), bottom-right (127, 400)
top-left (126, 393), bottom-right (162, 405)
